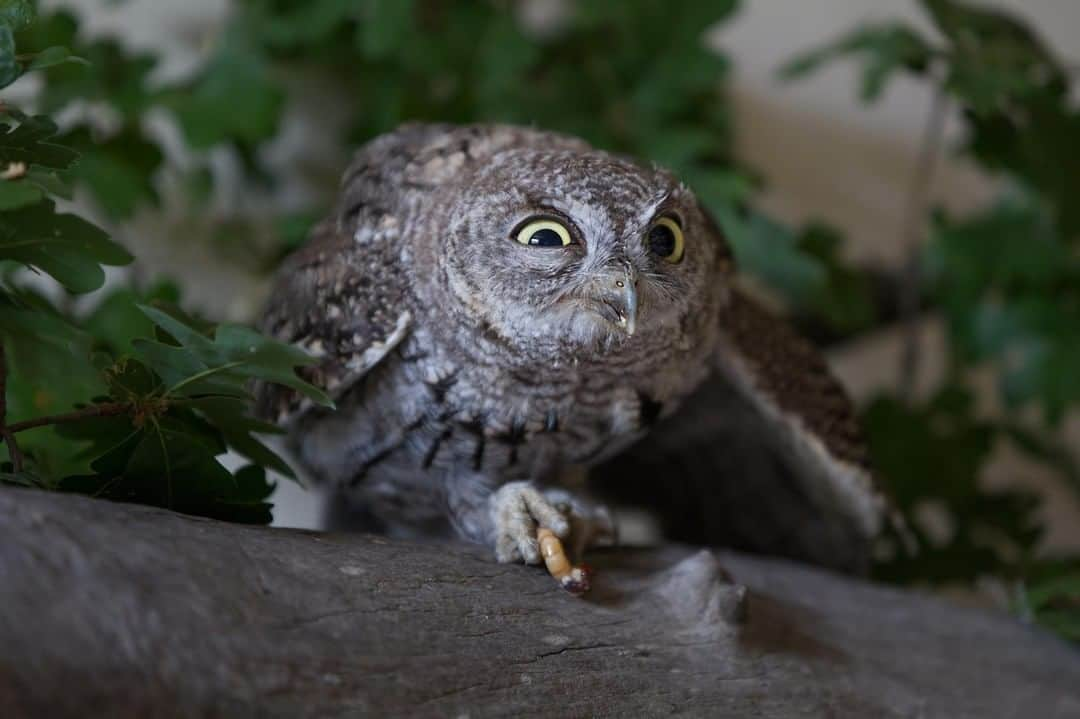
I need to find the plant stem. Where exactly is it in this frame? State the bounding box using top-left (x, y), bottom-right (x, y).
top-left (5, 402), bottom-right (130, 435)
top-left (898, 83), bottom-right (949, 399)
top-left (0, 340), bottom-right (26, 472)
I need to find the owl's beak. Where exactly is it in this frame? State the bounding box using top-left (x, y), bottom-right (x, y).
top-left (585, 266), bottom-right (639, 336)
top-left (611, 272), bottom-right (638, 337)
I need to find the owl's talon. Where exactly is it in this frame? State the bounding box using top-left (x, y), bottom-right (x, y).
top-left (518, 536), bottom-right (541, 564)
top-left (487, 482), bottom-right (614, 565)
top-left (542, 488), bottom-right (617, 559)
top-left (489, 482), bottom-right (570, 564)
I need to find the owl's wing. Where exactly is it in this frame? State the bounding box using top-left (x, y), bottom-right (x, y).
top-left (256, 215), bottom-right (413, 425)
top-left (591, 289), bottom-right (890, 574)
top-left (255, 125), bottom-right (457, 424)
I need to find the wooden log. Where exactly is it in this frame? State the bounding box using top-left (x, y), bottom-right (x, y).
top-left (0, 487), bottom-right (1077, 718)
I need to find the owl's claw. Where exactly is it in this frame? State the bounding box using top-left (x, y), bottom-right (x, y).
top-left (488, 482), bottom-right (614, 564)
top-left (489, 482), bottom-right (569, 564)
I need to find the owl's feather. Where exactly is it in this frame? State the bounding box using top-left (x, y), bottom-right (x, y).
top-left (256, 126), bottom-right (433, 423)
top-left (257, 217), bottom-right (412, 423)
top-left (591, 289), bottom-right (887, 573)
top-left (713, 289), bottom-right (883, 535)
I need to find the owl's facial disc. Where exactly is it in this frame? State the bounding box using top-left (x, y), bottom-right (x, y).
top-left (437, 147), bottom-right (722, 359)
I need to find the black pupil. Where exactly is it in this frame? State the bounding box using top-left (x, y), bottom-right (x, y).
top-left (648, 224), bottom-right (676, 256)
top-left (529, 228), bottom-right (564, 247)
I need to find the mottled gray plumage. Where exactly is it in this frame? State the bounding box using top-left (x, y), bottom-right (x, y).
top-left (258, 123), bottom-right (886, 571)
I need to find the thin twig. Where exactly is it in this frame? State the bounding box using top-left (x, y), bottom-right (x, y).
top-left (6, 402), bottom-right (130, 435)
top-left (0, 340), bottom-right (26, 472)
top-left (898, 83), bottom-right (949, 398)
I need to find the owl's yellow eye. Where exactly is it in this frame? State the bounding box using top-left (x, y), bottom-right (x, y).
top-left (647, 216), bottom-right (684, 263)
top-left (515, 218), bottom-right (573, 247)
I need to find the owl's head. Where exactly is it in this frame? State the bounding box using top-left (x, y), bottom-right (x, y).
top-left (422, 137), bottom-right (731, 361)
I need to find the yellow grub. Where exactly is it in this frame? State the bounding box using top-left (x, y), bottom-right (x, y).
top-left (537, 527), bottom-right (590, 595)
top-left (537, 527), bottom-right (571, 578)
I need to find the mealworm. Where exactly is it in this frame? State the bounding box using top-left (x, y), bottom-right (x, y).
top-left (537, 527), bottom-right (591, 595)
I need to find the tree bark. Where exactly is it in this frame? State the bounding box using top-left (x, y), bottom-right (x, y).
top-left (0, 487), bottom-right (1077, 718)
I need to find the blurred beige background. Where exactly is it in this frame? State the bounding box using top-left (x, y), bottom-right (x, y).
top-left (44, 0), bottom-right (1080, 548)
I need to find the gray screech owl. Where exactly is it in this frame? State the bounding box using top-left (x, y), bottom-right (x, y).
top-left (258, 123), bottom-right (888, 572)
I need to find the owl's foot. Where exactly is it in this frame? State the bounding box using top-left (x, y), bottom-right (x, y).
top-left (488, 482), bottom-right (616, 564)
top-left (489, 482), bottom-right (568, 564)
top-left (539, 487), bottom-right (617, 560)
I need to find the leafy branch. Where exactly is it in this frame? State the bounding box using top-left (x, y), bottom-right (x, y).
top-left (4, 401), bottom-right (130, 435)
top-left (784, 0), bottom-right (1080, 638)
top-left (0, 294), bottom-right (333, 521)
top-left (0, 2), bottom-right (331, 523)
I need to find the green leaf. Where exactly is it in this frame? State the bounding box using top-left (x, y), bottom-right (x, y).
top-left (865, 387), bottom-right (1046, 586)
top-left (169, 39), bottom-right (283, 149)
top-left (925, 191), bottom-right (1080, 420)
top-left (0, 177), bottom-right (41, 210)
top-left (60, 418), bottom-right (274, 524)
top-left (271, 210), bottom-right (320, 257)
top-left (1020, 569), bottom-right (1080, 641)
top-left (134, 304), bottom-right (331, 407)
top-left (11, 7), bottom-right (75, 55)
top-left (641, 128), bottom-right (718, 174)
top-left (1034, 609), bottom-right (1080, 642)
top-left (25, 45), bottom-right (85, 71)
top-left (0, 2), bottom-right (35, 89)
top-left (0, 24), bottom-right (18, 89)
top-left (965, 101), bottom-right (1080, 238)
top-left (0, 199), bottom-right (132, 293)
top-left (102, 357), bottom-right (163, 400)
top-left (24, 167), bottom-right (71, 198)
top-left (33, 36), bottom-right (156, 118)
top-left (1024, 573), bottom-right (1080, 610)
top-left (358, 0), bottom-right (415, 59)
top-left (793, 223), bottom-right (876, 334)
top-left (0, 0), bottom-right (33, 32)
top-left (38, 341), bottom-right (289, 523)
top-left (189, 395), bottom-right (295, 479)
top-left (0, 289), bottom-right (105, 477)
top-left (713, 203), bottom-right (826, 302)
top-left (781, 24), bottom-right (934, 101)
top-left (60, 125), bottom-right (164, 219)
top-left (83, 282), bottom-right (181, 354)
top-left (473, 14), bottom-right (538, 119)
top-left (921, 0), bottom-right (1067, 115)
top-left (0, 111), bottom-right (79, 169)
top-left (245, 0), bottom-right (357, 50)
top-left (0, 468), bottom-right (48, 488)
top-left (213, 324), bottom-right (330, 402)
top-left (54, 411), bottom-right (145, 466)
top-left (131, 338), bottom-right (231, 394)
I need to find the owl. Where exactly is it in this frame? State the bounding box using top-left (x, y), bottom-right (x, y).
top-left (258, 124), bottom-right (888, 573)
